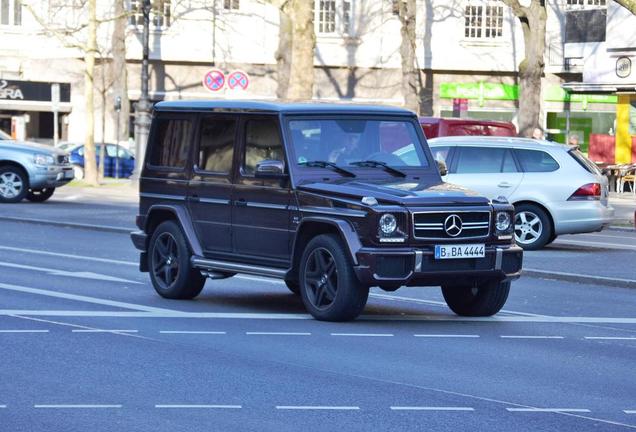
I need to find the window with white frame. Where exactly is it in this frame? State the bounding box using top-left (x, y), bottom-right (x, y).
top-left (224, 0), bottom-right (239, 10)
top-left (464, 2), bottom-right (503, 39)
top-left (566, 0), bottom-right (606, 8)
top-left (1, 0), bottom-right (22, 26)
top-left (314, 0), bottom-right (352, 35)
top-left (128, 0), bottom-right (172, 29)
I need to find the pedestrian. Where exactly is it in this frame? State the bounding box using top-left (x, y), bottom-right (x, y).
top-left (532, 127), bottom-right (544, 140)
top-left (568, 134), bottom-right (579, 147)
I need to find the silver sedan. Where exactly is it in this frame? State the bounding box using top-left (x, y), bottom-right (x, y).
top-left (427, 136), bottom-right (614, 250)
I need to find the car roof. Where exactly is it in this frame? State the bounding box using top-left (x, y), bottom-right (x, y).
top-left (154, 100), bottom-right (415, 116)
top-left (419, 116), bottom-right (514, 127)
top-left (428, 136), bottom-right (570, 150)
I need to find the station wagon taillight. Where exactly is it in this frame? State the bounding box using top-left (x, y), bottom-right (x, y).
top-left (568, 183), bottom-right (601, 201)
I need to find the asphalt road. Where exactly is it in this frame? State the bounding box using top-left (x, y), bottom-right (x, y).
top-left (1, 212), bottom-right (636, 430)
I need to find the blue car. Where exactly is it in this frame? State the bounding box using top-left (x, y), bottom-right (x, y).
top-left (69, 143), bottom-right (135, 179)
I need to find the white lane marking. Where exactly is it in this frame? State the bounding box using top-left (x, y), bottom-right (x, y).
top-left (369, 292), bottom-right (546, 318)
top-left (276, 406), bottom-right (360, 411)
top-left (625, 410), bottom-right (636, 414)
top-left (524, 268), bottom-right (636, 285)
top-left (390, 406), bottom-right (474, 411)
top-left (3, 309), bottom-right (636, 324)
top-left (0, 405), bottom-right (5, 408)
top-left (414, 334), bottom-right (479, 338)
top-left (0, 329), bottom-right (49, 333)
top-left (0, 282), bottom-right (178, 313)
top-left (554, 239), bottom-right (636, 251)
top-left (331, 333), bottom-right (394, 337)
top-left (160, 331), bottom-right (227, 335)
top-left (0, 246), bottom-right (137, 267)
top-left (34, 405), bottom-right (122, 409)
top-left (246, 332), bottom-right (311, 336)
top-left (72, 329), bottom-right (138, 333)
top-left (507, 408), bottom-right (591, 413)
top-left (155, 405), bottom-right (241, 409)
top-left (0, 261), bottom-right (142, 284)
top-left (500, 336), bottom-right (564, 339)
top-left (584, 336), bottom-right (636, 340)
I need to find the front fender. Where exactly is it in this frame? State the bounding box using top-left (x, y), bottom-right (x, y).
top-left (293, 216), bottom-right (363, 266)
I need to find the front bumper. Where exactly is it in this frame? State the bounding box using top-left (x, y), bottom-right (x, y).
top-left (353, 244), bottom-right (523, 287)
top-left (29, 165), bottom-right (74, 189)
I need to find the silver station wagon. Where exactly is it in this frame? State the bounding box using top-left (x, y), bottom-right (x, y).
top-left (426, 136), bottom-right (614, 250)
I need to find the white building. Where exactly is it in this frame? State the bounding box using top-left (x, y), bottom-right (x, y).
top-left (0, 0), bottom-right (632, 155)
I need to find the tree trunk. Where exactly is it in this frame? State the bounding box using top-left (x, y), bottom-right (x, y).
top-left (502, 1), bottom-right (547, 137)
top-left (398, 0), bottom-right (421, 114)
top-left (111, 0), bottom-right (129, 142)
top-left (287, 0), bottom-right (315, 100)
top-left (275, 2), bottom-right (292, 99)
top-left (83, 0), bottom-right (98, 186)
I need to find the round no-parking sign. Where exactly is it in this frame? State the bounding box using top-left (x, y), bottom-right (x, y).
top-left (227, 70), bottom-right (249, 90)
top-left (203, 69), bottom-right (225, 92)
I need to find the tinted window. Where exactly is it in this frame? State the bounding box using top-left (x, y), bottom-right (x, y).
top-left (148, 119), bottom-right (191, 169)
top-left (198, 117), bottom-right (236, 173)
top-left (455, 147), bottom-right (513, 174)
top-left (502, 149), bottom-right (517, 172)
top-left (244, 118), bottom-right (283, 175)
top-left (515, 149), bottom-right (559, 172)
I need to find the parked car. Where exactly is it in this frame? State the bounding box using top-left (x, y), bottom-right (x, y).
top-left (426, 136), bottom-right (614, 250)
top-left (68, 143), bottom-right (135, 179)
top-left (419, 117), bottom-right (516, 139)
top-left (0, 135), bottom-right (74, 203)
top-left (130, 100), bottom-right (523, 321)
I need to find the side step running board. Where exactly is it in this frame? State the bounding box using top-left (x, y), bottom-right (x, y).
top-left (191, 257), bottom-right (287, 279)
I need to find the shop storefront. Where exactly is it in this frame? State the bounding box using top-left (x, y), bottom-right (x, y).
top-left (0, 79), bottom-right (72, 143)
top-left (438, 81), bottom-right (518, 122)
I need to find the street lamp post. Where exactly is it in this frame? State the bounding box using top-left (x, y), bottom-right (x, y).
top-left (132, 0), bottom-right (152, 181)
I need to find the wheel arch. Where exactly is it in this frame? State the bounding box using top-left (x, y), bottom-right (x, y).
top-left (512, 200), bottom-right (555, 233)
top-left (0, 160), bottom-right (30, 186)
top-left (144, 204), bottom-right (203, 257)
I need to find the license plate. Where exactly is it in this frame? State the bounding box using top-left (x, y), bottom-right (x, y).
top-left (434, 244), bottom-right (485, 259)
top-left (64, 170), bottom-right (74, 179)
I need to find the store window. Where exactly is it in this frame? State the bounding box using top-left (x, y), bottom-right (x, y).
top-left (128, 0), bottom-right (172, 29)
top-left (314, 0), bottom-right (352, 35)
top-left (464, 2), bottom-right (503, 39)
top-left (546, 111), bottom-right (616, 153)
top-left (1, 0), bottom-right (22, 26)
top-left (224, 0), bottom-right (239, 10)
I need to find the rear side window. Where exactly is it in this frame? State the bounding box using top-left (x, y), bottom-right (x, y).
top-left (454, 147), bottom-right (518, 174)
top-left (148, 119), bottom-right (191, 169)
top-left (515, 149), bottom-right (559, 173)
top-left (430, 146), bottom-right (450, 164)
top-left (197, 117), bottom-right (236, 174)
top-left (244, 118), bottom-right (284, 175)
top-left (569, 149), bottom-right (602, 175)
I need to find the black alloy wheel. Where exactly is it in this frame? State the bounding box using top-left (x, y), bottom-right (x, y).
top-left (299, 234), bottom-right (369, 321)
top-left (26, 188), bottom-right (56, 202)
top-left (148, 220), bottom-right (205, 299)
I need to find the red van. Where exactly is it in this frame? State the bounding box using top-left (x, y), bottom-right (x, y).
top-left (419, 117), bottom-right (517, 139)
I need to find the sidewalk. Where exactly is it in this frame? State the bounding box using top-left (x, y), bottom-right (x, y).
top-left (609, 192), bottom-right (636, 227)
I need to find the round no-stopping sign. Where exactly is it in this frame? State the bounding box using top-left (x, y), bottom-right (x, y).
top-left (203, 69), bottom-right (225, 92)
top-left (227, 70), bottom-right (249, 90)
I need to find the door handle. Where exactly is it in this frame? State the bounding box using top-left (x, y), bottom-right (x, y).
top-left (498, 182), bottom-right (512, 188)
top-left (235, 199), bottom-right (247, 206)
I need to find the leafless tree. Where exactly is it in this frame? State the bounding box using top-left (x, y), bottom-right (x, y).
top-left (396, 0), bottom-right (424, 114)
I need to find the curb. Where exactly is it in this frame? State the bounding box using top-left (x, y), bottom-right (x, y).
top-left (607, 225), bottom-right (635, 232)
top-left (523, 268), bottom-right (636, 289)
top-left (2, 216), bottom-right (133, 234)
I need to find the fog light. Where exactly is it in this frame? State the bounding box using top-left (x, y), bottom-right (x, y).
top-left (496, 211), bottom-right (511, 232)
top-left (379, 213), bottom-right (397, 235)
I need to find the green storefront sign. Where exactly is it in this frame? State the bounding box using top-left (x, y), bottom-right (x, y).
top-left (440, 83), bottom-right (618, 110)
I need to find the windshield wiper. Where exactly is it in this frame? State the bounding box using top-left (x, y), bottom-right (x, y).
top-left (299, 160), bottom-right (356, 177)
top-left (349, 160), bottom-right (407, 177)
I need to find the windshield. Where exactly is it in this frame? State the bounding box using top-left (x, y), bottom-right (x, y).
top-left (288, 118), bottom-right (430, 170)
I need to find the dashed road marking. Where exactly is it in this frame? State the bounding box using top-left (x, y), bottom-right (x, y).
top-left (155, 405), bottom-right (242, 409)
top-left (390, 406), bottom-right (474, 411)
top-left (0, 330), bottom-right (49, 333)
top-left (584, 337), bottom-right (636, 340)
top-left (71, 329), bottom-right (138, 333)
top-left (34, 405), bottom-right (122, 409)
top-left (276, 406), bottom-right (360, 411)
top-left (500, 336), bottom-right (564, 339)
top-left (625, 410), bottom-right (636, 414)
top-left (414, 334), bottom-right (480, 338)
top-left (506, 408), bottom-right (591, 413)
top-left (159, 331), bottom-right (227, 335)
top-left (246, 332), bottom-right (311, 336)
top-left (330, 333), bottom-right (393, 337)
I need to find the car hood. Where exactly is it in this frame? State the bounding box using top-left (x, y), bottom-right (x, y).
top-left (0, 140), bottom-right (68, 156)
top-left (298, 178), bottom-right (490, 206)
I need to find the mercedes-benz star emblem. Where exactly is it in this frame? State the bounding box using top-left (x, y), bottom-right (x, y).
top-left (444, 214), bottom-right (463, 237)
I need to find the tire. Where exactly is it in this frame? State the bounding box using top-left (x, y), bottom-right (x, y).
top-left (73, 165), bottom-right (84, 180)
top-left (285, 280), bottom-right (300, 295)
top-left (546, 233), bottom-right (557, 246)
top-left (148, 220), bottom-right (206, 299)
top-left (0, 166), bottom-right (29, 203)
top-left (26, 188), bottom-right (55, 202)
top-left (442, 281), bottom-right (511, 317)
top-left (299, 234), bottom-right (369, 321)
top-left (514, 203), bottom-right (552, 250)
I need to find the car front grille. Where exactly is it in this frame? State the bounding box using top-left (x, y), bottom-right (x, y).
top-left (57, 155), bottom-right (69, 164)
top-left (413, 211), bottom-right (490, 240)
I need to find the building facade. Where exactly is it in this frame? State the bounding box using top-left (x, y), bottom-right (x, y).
top-left (0, 0), bottom-right (633, 160)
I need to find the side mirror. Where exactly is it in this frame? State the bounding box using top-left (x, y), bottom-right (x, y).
top-left (255, 159), bottom-right (286, 178)
top-left (437, 160), bottom-right (448, 177)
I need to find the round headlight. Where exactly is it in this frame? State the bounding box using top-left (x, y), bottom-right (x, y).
top-left (379, 213), bottom-right (397, 235)
top-left (496, 212), bottom-right (511, 232)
